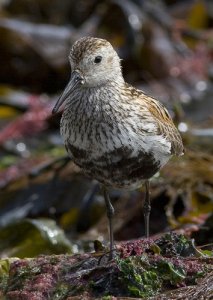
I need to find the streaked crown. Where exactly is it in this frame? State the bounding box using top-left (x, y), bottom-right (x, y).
top-left (68, 37), bottom-right (124, 87)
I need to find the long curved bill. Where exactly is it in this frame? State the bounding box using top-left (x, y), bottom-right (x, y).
top-left (52, 70), bottom-right (84, 114)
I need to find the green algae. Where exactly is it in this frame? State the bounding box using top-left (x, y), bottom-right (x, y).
top-left (155, 259), bottom-right (186, 285)
top-left (155, 232), bottom-right (197, 257)
top-left (51, 283), bottom-right (69, 300)
top-left (0, 258), bottom-right (12, 293)
top-left (117, 250), bottom-right (204, 298)
top-left (102, 296), bottom-right (114, 300)
top-left (117, 255), bottom-right (161, 298)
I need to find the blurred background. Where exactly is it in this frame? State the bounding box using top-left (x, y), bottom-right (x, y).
top-left (0, 0), bottom-right (212, 258)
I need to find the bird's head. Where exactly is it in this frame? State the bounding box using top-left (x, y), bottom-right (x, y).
top-left (52, 37), bottom-right (123, 113)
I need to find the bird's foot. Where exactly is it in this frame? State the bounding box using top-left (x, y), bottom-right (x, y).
top-left (97, 247), bottom-right (118, 265)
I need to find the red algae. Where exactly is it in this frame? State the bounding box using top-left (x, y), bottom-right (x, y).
top-left (119, 238), bottom-right (155, 258)
top-left (6, 290), bottom-right (45, 300)
top-left (1, 234), bottom-right (212, 299)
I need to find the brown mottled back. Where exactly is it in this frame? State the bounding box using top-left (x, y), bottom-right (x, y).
top-left (142, 92), bottom-right (184, 156)
top-left (124, 83), bottom-right (184, 156)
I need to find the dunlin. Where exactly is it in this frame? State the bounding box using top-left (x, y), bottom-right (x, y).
top-left (53, 37), bottom-right (184, 258)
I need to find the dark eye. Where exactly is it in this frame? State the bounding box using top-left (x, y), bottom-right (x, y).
top-left (94, 56), bottom-right (102, 63)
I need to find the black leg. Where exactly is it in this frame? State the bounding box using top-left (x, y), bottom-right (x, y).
top-left (102, 186), bottom-right (115, 259)
top-left (143, 180), bottom-right (151, 238)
